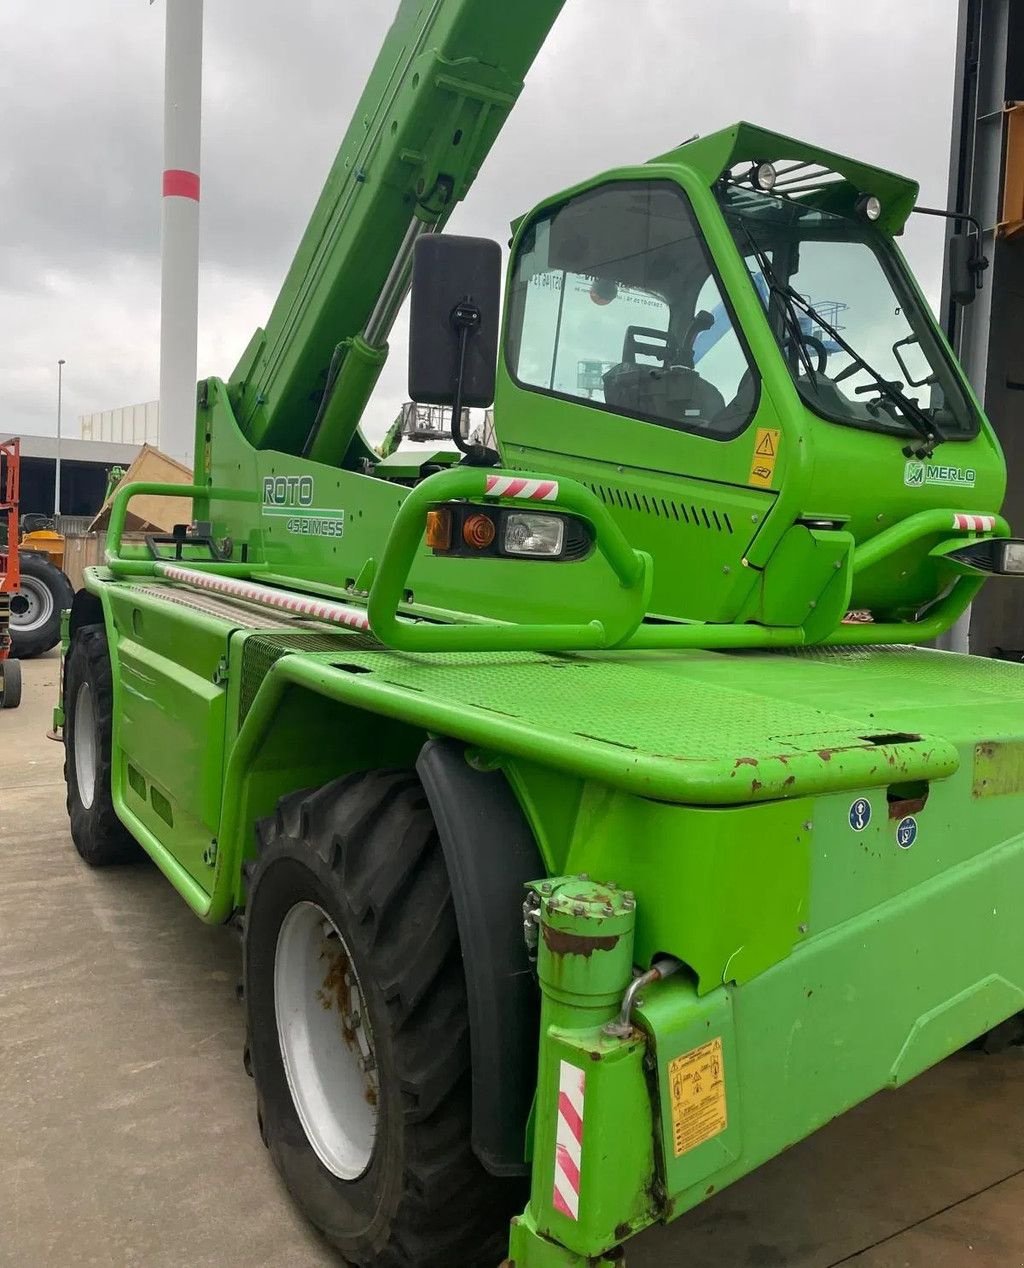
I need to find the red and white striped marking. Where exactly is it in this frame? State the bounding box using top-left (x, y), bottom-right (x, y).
top-left (484, 475), bottom-right (559, 502)
top-left (552, 1060), bottom-right (585, 1221)
top-left (158, 565), bottom-right (371, 631)
top-left (953, 513), bottom-right (995, 532)
top-left (162, 168), bottom-right (201, 201)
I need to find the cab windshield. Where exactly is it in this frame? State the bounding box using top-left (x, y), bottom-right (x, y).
top-left (716, 185), bottom-right (977, 440)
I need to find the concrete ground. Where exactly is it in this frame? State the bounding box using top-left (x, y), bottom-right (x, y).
top-left (4, 651), bottom-right (1024, 1268)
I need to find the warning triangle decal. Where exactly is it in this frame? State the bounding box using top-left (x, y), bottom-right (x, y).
top-left (755, 433), bottom-right (775, 457)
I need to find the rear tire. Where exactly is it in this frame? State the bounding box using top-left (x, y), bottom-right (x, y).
top-left (64, 624), bottom-right (141, 865)
top-left (244, 769), bottom-right (521, 1268)
top-left (0, 658), bottom-right (21, 709)
top-left (10, 552), bottom-right (73, 658)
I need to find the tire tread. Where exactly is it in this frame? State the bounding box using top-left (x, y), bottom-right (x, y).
top-left (249, 769), bottom-right (517, 1268)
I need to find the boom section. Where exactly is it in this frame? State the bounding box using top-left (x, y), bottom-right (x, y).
top-left (228, 0), bottom-right (565, 464)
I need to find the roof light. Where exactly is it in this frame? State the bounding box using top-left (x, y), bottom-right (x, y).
top-left (751, 162), bottom-right (777, 192)
top-left (856, 193), bottom-right (882, 221)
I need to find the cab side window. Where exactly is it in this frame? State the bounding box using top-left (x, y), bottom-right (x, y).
top-left (506, 182), bottom-right (759, 438)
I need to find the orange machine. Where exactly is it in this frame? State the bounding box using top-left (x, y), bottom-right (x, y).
top-left (0, 437), bottom-right (22, 707)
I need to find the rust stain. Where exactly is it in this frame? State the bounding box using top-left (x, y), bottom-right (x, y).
top-left (734, 757), bottom-right (758, 768)
top-left (817, 749), bottom-right (833, 762)
top-left (888, 795), bottom-right (927, 820)
top-left (973, 739), bottom-right (1024, 799)
top-left (751, 779), bottom-right (763, 792)
top-left (317, 942), bottom-right (360, 1053)
top-left (542, 925), bottom-right (620, 958)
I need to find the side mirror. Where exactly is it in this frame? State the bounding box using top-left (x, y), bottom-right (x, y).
top-left (408, 234), bottom-right (502, 410)
top-left (949, 232), bottom-right (988, 307)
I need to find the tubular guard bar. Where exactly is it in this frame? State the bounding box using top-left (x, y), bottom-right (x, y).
top-left (367, 467), bottom-right (652, 652)
top-left (100, 478), bottom-right (1011, 654)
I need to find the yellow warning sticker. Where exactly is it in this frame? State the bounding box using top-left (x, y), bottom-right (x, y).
top-left (748, 427), bottom-right (781, 488)
top-left (668, 1037), bottom-right (727, 1157)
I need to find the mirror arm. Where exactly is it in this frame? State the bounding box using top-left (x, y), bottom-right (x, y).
top-left (449, 300), bottom-right (500, 467)
top-left (912, 204), bottom-right (991, 285)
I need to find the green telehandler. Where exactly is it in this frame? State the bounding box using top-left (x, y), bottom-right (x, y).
top-left (58, 1), bottom-right (1024, 1264)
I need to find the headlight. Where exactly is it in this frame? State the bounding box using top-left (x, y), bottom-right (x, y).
top-left (425, 503), bottom-right (592, 562)
top-left (940, 536), bottom-right (1024, 575)
top-left (999, 541), bottom-right (1024, 574)
top-left (503, 512), bottom-right (565, 558)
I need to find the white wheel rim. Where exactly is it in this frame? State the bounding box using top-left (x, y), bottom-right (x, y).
top-left (74, 682), bottom-right (97, 810)
top-left (11, 576), bottom-right (54, 633)
top-left (274, 901), bottom-right (379, 1179)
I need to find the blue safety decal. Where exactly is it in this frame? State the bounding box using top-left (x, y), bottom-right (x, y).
top-left (849, 798), bottom-right (871, 831)
top-left (896, 816), bottom-right (918, 849)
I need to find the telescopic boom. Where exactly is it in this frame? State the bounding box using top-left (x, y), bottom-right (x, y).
top-left (227, 0), bottom-right (566, 468)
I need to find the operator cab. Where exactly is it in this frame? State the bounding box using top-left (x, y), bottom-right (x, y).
top-left (489, 122), bottom-right (1003, 624)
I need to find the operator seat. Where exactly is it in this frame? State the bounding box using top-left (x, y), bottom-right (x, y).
top-left (603, 324), bottom-right (725, 428)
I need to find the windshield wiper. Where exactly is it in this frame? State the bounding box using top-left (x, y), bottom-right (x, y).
top-left (781, 285), bottom-right (946, 457)
top-left (734, 219), bottom-right (946, 458)
top-left (736, 223), bottom-right (819, 384)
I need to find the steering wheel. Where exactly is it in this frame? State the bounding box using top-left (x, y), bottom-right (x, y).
top-left (783, 331), bottom-right (828, 376)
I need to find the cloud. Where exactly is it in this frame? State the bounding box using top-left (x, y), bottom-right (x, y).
top-left (2, 0), bottom-right (958, 444)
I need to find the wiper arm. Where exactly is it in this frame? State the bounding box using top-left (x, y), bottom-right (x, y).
top-left (780, 284), bottom-right (946, 457)
top-left (732, 217), bottom-right (945, 457)
top-left (736, 223), bottom-right (819, 383)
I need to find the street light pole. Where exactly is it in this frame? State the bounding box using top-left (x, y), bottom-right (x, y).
top-left (54, 358), bottom-right (66, 519)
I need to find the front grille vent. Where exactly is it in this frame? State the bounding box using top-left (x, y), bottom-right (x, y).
top-left (586, 482), bottom-right (733, 534)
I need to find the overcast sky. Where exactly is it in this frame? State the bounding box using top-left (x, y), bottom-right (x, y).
top-left (1, 0), bottom-right (961, 447)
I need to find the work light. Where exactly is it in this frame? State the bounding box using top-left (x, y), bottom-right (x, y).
top-left (752, 162), bottom-right (777, 192)
top-left (856, 193), bottom-right (882, 221)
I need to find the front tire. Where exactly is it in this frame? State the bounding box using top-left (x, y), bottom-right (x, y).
top-left (244, 769), bottom-right (520, 1268)
top-left (64, 624), bottom-right (141, 865)
top-left (10, 552), bottom-right (73, 658)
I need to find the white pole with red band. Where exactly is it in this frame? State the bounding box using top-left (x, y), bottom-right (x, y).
top-left (158, 0), bottom-right (203, 471)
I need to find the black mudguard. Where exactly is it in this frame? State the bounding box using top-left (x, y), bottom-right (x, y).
top-left (416, 738), bottom-right (543, 1178)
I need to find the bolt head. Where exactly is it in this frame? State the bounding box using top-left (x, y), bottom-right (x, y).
top-left (572, 902), bottom-right (586, 917)
top-left (540, 881), bottom-right (552, 894)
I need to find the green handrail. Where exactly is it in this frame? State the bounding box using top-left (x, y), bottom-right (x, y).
top-left (103, 480), bottom-right (255, 577)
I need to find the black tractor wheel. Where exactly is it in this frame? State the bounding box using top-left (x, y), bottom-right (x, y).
top-left (10, 552), bottom-right (74, 658)
top-left (0, 657), bottom-right (21, 709)
top-left (244, 769), bottom-right (521, 1268)
top-left (64, 624), bottom-right (142, 865)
